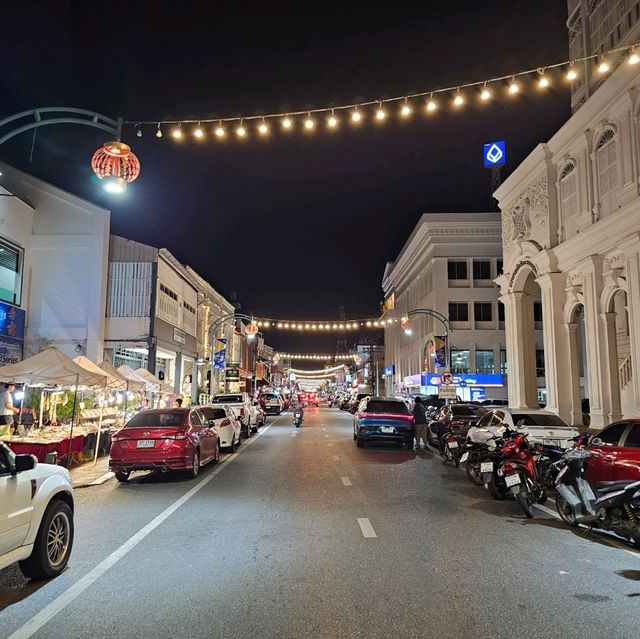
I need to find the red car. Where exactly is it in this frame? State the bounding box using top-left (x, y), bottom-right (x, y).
top-left (109, 408), bottom-right (220, 483)
top-left (585, 419), bottom-right (640, 483)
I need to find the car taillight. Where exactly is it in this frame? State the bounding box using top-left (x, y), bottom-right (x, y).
top-left (220, 419), bottom-right (230, 427)
top-left (160, 434), bottom-right (188, 440)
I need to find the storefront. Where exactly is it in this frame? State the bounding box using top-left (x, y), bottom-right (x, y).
top-left (421, 372), bottom-right (506, 402)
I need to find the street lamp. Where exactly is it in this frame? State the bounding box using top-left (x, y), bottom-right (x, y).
top-left (401, 308), bottom-right (452, 372)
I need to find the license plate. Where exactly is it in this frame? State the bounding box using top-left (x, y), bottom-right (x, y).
top-left (460, 452), bottom-right (469, 463)
top-left (137, 439), bottom-right (155, 448)
top-left (448, 440), bottom-right (459, 448)
top-left (505, 473), bottom-right (521, 487)
top-left (480, 462), bottom-right (493, 473)
top-left (543, 439), bottom-right (562, 447)
top-left (380, 426), bottom-right (394, 434)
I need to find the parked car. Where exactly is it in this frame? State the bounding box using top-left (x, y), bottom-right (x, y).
top-left (1, 442), bottom-right (74, 579)
top-left (481, 398), bottom-right (509, 406)
top-left (583, 419), bottom-right (640, 483)
top-left (427, 403), bottom-right (488, 444)
top-left (476, 408), bottom-right (580, 449)
top-left (353, 397), bottom-right (414, 448)
top-left (348, 393), bottom-right (371, 413)
top-left (109, 408), bottom-right (220, 482)
top-left (199, 405), bottom-right (242, 452)
top-left (211, 392), bottom-right (260, 436)
top-left (261, 392), bottom-right (284, 415)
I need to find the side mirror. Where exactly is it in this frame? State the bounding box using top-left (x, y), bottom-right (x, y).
top-left (13, 454), bottom-right (37, 474)
top-left (590, 437), bottom-right (604, 447)
top-left (515, 419), bottom-right (525, 428)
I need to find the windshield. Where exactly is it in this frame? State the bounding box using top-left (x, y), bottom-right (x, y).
top-left (125, 412), bottom-right (185, 428)
top-left (213, 395), bottom-right (243, 403)
top-left (364, 400), bottom-right (409, 415)
top-left (200, 408), bottom-right (227, 421)
top-left (512, 413), bottom-right (571, 428)
top-left (452, 406), bottom-right (486, 417)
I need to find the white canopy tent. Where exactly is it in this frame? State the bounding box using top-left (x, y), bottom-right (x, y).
top-left (134, 368), bottom-right (174, 395)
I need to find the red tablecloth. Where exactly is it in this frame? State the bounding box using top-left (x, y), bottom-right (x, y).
top-left (4, 434), bottom-right (85, 462)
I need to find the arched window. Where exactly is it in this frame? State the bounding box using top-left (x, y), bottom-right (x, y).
top-left (595, 128), bottom-right (618, 217)
top-left (559, 162), bottom-right (578, 238)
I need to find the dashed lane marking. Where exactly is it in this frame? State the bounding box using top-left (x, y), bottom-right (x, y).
top-left (341, 477), bottom-right (352, 486)
top-left (333, 455), bottom-right (340, 461)
top-left (357, 518), bottom-right (377, 538)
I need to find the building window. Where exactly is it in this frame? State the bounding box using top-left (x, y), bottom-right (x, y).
top-left (474, 302), bottom-right (493, 322)
top-left (536, 349), bottom-right (546, 377)
top-left (498, 301), bottom-right (505, 322)
top-left (0, 239), bottom-right (23, 306)
top-left (500, 349), bottom-right (507, 375)
top-left (449, 302), bottom-right (468, 322)
top-left (473, 260), bottom-right (491, 280)
top-left (595, 128), bottom-right (618, 215)
top-left (497, 259), bottom-right (503, 275)
top-left (559, 162), bottom-right (578, 238)
top-left (447, 260), bottom-right (468, 280)
top-left (476, 350), bottom-right (495, 374)
top-left (450, 349), bottom-right (470, 373)
top-left (534, 301), bottom-right (543, 323)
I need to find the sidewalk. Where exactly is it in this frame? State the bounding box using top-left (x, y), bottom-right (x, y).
top-left (68, 456), bottom-right (114, 488)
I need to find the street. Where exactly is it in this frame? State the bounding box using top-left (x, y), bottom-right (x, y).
top-left (2, 407), bottom-right (640, 639)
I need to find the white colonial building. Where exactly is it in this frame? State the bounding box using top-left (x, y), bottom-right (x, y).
top-left (381, 213), bottom-right (518, 401)
top-left (494, 56), bottom-right (640, 428)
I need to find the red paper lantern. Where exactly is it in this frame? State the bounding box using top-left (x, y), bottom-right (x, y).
top-left (91, 141), bottom-right (140, 193)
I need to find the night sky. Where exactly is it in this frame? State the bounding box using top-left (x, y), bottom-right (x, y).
top-left (1, 0), bottom-right (570, 354)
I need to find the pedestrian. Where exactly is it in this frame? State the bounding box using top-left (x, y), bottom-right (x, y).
top-left (175, 397), bottom-right (183, 407)
top-left (0, 383), bottom-right (20, 438)
top-left (412, 396), bottom-right (429, 451)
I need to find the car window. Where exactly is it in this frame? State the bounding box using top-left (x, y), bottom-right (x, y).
top-left (364, 400), bottom-right (409, 414)
top-left (623, 423), bottom-right (640, 449)
top-left (212, 395), bottom-right (243, 403)
top-left (125, 412), bottom-right (185, 428)
top-left (476, 413), bottom-right (493, 428)
top-left (511, 413), bottom-right (570, 428)
top-left (451, 405), bottom-right (483, 417)
top-left (189, 412), bottom-right (204, 427)
top-left (201, 408), bottom-right (227, 421)
top-left (594, 422), bottom-right (628, 446)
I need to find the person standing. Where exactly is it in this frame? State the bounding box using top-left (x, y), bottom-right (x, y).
top-left (412, 396), bottom-right (428, 450)
top-left (0, 383), bottom-right (19, 438)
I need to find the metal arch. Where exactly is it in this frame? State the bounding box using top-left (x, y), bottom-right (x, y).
top-left (406, 308), bottom-right (453, 332)
top-left (0, 107), bottom-right (122, 146)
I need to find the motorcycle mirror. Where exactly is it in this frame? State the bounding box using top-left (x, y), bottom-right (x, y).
top-left (590, 437), bottom-right (604, 446)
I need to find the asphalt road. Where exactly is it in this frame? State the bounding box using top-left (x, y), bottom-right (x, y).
top-left (2, 407), bottom-right (640, 639)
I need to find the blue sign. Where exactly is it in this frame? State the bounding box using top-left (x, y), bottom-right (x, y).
top-left (0, 302), bottom-right (25, 341)
top-left (424, 373), bottom-right (504, 387)
top-left (458, 380), bottom-right (467, 388)
top-left (384, 364), bottom-right (395, 376)
top-left (483, 140), bottom-right (506, 167)
top-left (470, 388), bottom-right (486, 402)
top-left (213, 338), bottom-right (227, 370)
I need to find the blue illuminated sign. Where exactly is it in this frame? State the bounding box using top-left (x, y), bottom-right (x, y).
top-left (423, 373), bottom-right (504, 387)
top-left (483, 140), bottom-right (506, 167)
top-left (384, 364), bottom-right (395, 376)
top-left (0, 302), bottom-right (25, 341)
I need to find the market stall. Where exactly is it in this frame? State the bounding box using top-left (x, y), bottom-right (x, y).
top-left (0, 347), bottom-right (108, 464)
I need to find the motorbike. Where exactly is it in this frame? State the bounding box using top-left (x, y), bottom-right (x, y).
top-left (555, 448), bottom-right (640, 543)
top-left (462, 424), bottom-right (506, 486)
top-left (439, 430), bottom-right (464, 467)
top-left (293, 411), bottom-right (303, 428)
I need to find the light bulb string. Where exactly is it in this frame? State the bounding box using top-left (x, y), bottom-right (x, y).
top-left (124, 42), bottom-right (638, 127)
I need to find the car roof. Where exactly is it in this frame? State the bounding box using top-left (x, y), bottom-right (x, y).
top-left (499, 408), bottom-right (556, 415)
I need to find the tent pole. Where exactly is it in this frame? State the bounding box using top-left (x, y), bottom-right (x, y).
top-left (39, 389), bottom-right (44, 429)
top-left (66, 374), bottom-right (80, 469)
top-left (17, 383), bottom-right (25, 435)
top-left (93, 390), bottom-right (105, 467)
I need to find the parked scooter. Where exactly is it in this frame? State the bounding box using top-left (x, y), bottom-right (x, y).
top-left (555, 448), bottom-right (640, 542)
top-left (293, 411), bottom-right (303, 428)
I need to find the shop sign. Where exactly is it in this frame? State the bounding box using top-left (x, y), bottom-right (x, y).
top-left (225, 364), bottom-right (240, 382)
top-left (483, 140), bottom-right (506, 167)
top-left (403, 374), bottom-right (422, 387)
top-left (173, 327), bottom-right (186, 345)
top-left (424, 373), bottom-right (504, 387)
top-left (438, 385), bottom-right (458, 400)
top-left (0, 302), bottom-right (25, 341)
top-left (384, 364), bottom-right (395, 376)
top-left (0, 338), bottom-right (22, 366)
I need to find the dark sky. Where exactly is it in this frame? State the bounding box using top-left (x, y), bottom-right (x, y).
top-left (1, 0), bottom-right (570, 353)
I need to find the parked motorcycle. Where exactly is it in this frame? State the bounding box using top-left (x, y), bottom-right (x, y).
top-left (440, 430), bottom-right (464, 467)
top-left (555, 448), bottom-right (640, 543)
top-left (293, 411), bottom-right (303, 428)
top-left (462, 424), bottom-right (506, 486)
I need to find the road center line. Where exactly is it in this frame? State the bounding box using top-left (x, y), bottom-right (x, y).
top-left (357, 517), bottom-right (377, 538)
top-left (341, 477), bottom-right (352, 486)
top-left (332, 455), bottom-right (340, 460)
top-left (6, 425), bottom-right (273, 639)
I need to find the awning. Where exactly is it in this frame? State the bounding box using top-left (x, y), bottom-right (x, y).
top-left (99, 360), bottom-right (145, 393)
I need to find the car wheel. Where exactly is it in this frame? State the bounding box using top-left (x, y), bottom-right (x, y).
top-left (229, 434), bottom-right (237, 453)
top-left (19, 500), bottom-right (74, 580)
top-left (353, 431), bottom-right (357, 440)
top-left (251, 421), bottom-right (258, 434)
top-left (213, 442), bottom-right (220, 464)
top-left (187, 450), bottom-right (200, 479)
top-left (356, 436), bottom-right (364, 448)
top-left (405, 439), bottom-right (414, 450)
top-left (115, 470), bottom-right (130, 483)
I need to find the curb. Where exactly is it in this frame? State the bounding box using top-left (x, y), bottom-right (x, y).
top-left (73, 471), bottom-right (115, 489)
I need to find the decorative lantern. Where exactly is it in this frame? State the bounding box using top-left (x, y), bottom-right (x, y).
top-left (245, 322), bottom-right (259, 339)
top-left (91, 141), bottom-right (141, 193)
top-left (400, 318), bottom-right (413, 334)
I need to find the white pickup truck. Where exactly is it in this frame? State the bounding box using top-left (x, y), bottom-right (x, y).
top-left (201, 392), bottom-right (262, 438)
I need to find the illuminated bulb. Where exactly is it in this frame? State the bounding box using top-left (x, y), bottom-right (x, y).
top-left (351, 109), bottom-right (362, 123)
top-left (453, 93), bottom-right (464, 107)
top-left (508, 78), bottom-right (519, 94)
top-left (328, 115), bottom-right (338, 127)
top-left (172, 127), bottom-right (183, 139)
top-left (480, 87), bottom-right (492, 101)
top-left (156, 125), bottom-right (163, 138)
top-left (194, 126), bottom-right (204, 138)
top-left (215, 125), bottom-right (225, 138)
top-left (304, 116), bottom-right (314, 130)
top-left (136, 128), bottom-right (143, 138)
top-left (426, 99), bottom-right (437, 112)
top-left (400, 102), bottom-right (412, 117)
top-left (284, 323), bottom-right (290, 328)
top-left (629, 49), bottom-right (640, 65)
top-left (258, 121), bottom-right (269, 135)
top-left (538, 75), bottom-right (550, 88)
top-left (566, 66), bottom-right (578, 81)
top-left (376, 107), bottom-right (386, 120)
top-left (282, 117), bottom-right (292, 129)
top-left (236, 124), bottom-right (246, 137)
top-left (597, 59), bottom-right (610, 74)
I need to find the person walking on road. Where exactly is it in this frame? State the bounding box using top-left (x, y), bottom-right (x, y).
top-left (412, 396), bottom-right (429, 451)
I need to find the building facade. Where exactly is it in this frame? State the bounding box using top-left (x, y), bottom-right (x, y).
top-left (494, 57), bottom-right (640, 428)
top-left (381, 213), bottom-right (514, 401)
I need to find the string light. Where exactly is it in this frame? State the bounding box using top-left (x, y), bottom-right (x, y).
top-left (259, 119), bottom-right (269, 135)
top-left (215, 123), bottom-right (225, 138)
top-left (125, 42), bottom-right (640, 142)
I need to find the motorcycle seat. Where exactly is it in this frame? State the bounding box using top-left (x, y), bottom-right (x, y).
top-left (594, 480), bottom-right (639, 494)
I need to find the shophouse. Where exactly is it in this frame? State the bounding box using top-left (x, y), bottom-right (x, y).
top-left (494, 53), bottom-right (640, 427)
top-left (0, 162), bottom-right (110, 363)
top-left (104, 235), bottom-right (198, 395)
top-left (381, 213), bottom-right (526, 402)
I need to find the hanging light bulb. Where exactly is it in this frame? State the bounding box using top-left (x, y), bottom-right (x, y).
top-left (214, 122), bottom-right (225, 138)
top-left (136, 126), bottom-right (143, 138)
top-left (376, 102), bottom-right (386, 120)
top-left (508, 76), bottom-right (519, 94)
top-left (566, 64), bottom-right (578, 81)
top-left (480, 83), bottom-right (492, 101)
top-left (236, 121), bottom-right (246, 137)
top-left (193, 122), bottom-right (204, 138)
top-left (629, 47), bottom-right (640, 65)
top-left (282, 116), bottom-right (292, 129)
top-left (328, 110), bottom-right (338, 127)
top-left (258, 119), bottom-right (269, 135)
top-left (351, 107), bottom-right (362, 123)
top-left (453, 90), bottom-right (464, 107)
top-left (400, 98), bottom-right (412, 117)
top-left (155, 123), bottom-right (163, 138)
top-left (426, 94), bottom-right (438, 112)
top-left (597, 57), bottom-right (610, 74)
top-left (537, 69), bottom-right (550, 88)
top-left (172, 125), bottom-right (183, 139)
top-left (304, 112), bottom-right (314, 130)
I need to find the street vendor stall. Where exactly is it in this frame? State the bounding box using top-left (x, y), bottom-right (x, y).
top-left (0, 347), bottom-right (108, 464)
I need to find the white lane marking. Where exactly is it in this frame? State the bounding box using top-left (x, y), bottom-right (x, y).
top-left (322, 428), bottom-right (327, 431)
top-left (324, 434), bottom-right (329, 438)
top-left (333, 455), bottom-right (340, 461)
top-left (327, 443), bottom-right (333, 447)
top-left (357, 518), bottom-right (377, 538)
top-left (6, 426), bottom-right (272, 639)
top-left (341, 477), bottom-right (352, 486)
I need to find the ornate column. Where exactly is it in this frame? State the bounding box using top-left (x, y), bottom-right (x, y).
top-left (501, 291), bottom-right (538, 408)
top-left (565, 322), bottom-right (584, 426)
top-left (536, 272), bottom-right (579, 425)
top-left (621, 233), bottom-right (640, 414)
